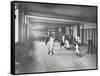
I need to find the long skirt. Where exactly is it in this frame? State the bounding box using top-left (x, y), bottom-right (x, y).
top-left (65, 40), bottom-right (69, 48)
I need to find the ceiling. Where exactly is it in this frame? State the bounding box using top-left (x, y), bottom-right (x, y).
top-left (17, 2), bottom-right (97, 23)
top-left (28, 15), bottom-right (80, 25)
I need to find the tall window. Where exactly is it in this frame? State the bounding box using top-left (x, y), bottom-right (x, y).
top-left (15, 4), bottom-right (19, 43)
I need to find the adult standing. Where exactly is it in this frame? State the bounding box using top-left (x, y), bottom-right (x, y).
top-left (88, 36), bottom-right (93, 54)
top-left (60, 35), bottom-right (65, 48)
top-left (65, 38), bottom-right (70, 49)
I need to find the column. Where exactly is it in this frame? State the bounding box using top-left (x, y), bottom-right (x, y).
top-left (81, 22), bottom-right (84, 44)
top-left (66, 26), bottom-right (69, 35)
top-left (77, 24), bottom-right (80, 37)
top-left (18, 7), bottom-right (25, 43)
top-left (73, 25), bottom-right (77, 38)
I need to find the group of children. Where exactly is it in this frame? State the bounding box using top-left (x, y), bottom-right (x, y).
top-left (46, 34), bottom-right (81, 57)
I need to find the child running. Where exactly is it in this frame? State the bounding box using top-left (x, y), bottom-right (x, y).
top-left (75, 43), bottom-right (81, 57)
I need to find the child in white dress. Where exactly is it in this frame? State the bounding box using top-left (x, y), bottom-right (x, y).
top-left (75, 43), bottom-right (81, 57)
top-left (48, 35), bottom-right (55, 54)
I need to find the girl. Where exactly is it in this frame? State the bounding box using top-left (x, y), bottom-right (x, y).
top-left (48, 35), bottom-right (55, 54)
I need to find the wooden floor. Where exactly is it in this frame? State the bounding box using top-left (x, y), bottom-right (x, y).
top-left (16, 41), bottom-right (97, 74)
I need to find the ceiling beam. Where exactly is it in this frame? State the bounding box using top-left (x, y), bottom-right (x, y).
top-left (24, 9), bottom-right (85, 22)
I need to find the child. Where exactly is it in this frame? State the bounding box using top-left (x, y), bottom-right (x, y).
top-left (48, 35), bottom-right (55, 54)
top-left (75, 43), bottom-right (81, 57)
